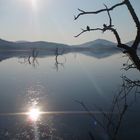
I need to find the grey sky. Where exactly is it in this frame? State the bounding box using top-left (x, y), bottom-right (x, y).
top-left (0, 0), bottom-right (139, 45)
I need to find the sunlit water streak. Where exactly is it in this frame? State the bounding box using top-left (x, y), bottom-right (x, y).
top-left (33, 122), bottom-right (39, 140)
top-left (0, 111), bottom-right (118, 116)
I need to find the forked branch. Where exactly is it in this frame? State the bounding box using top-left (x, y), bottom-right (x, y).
top-left (74, 1), bottom-right (125, 20)
top-left (74, 0), bottom-right (140, 70)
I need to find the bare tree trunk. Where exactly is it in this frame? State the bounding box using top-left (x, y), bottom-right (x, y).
top-left (74, 0), bottom-right (140, 71)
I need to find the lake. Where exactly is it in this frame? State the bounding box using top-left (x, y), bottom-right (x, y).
top-left (0, 50), bottom-right (140, 140)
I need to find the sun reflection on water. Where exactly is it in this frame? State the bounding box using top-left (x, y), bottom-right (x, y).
top-left (27, 107), bottom-right (41, 122)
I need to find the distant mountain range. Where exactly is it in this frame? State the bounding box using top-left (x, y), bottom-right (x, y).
top-left (0, 39), bottom-right (70, 50)
top-left (74, 39), bottom-right (116, 47)
top-left (0, 38), bottom-right (139, 61)
top-left (72, 39), bottom-right (120, 58)
top-left (0, 38), bottom-right (139, 51)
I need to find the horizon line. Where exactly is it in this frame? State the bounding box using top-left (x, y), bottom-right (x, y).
top-left (0, 37), bottom-right (132, 46)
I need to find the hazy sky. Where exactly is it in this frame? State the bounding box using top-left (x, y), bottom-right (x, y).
top-left (0, 0), bottom-right (140, 45)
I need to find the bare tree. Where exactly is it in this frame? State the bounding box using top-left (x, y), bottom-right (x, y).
top-left (74, 0), bottom-right (140, 70)
top-left (76, 75), bottom-right (140, 140)
top-left (18, 48), bottom-right (39, 68)
top-left (53, 47), bottom-right (66, 71)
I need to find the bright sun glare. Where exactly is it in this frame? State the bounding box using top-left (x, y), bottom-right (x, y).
top-left (30, 0), bottom-right (38, 9)
top-left (27, 108), bottom-right (41, 122)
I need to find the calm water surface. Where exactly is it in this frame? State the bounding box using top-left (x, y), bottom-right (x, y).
top-left (0, 52), bottom-right (139, 140)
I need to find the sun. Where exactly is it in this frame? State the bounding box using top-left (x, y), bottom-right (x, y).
top-left (27, 108), bottom-right (41, 122)
top-left (30, 0), bottom-right (38, 9)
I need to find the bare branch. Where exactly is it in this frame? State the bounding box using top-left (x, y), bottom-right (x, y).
top-left (75, 100), bottom-right (106, 131)
top-left (75, 24), bottom-right (123, 47)
top-left (122, 63), bottom-right (136, 71)
top-left (74, 1), bottom-right (125, 20)
top-left (103, 4), bottom-right (112, 27)
top-left (74, 0), bottom-right (140, 70)
top-left (74, 27), bottom-right (103, 38)
top-left (78, 8), bottom-right (85, 13)
top-left (124, 0), bottom-right (140, 50)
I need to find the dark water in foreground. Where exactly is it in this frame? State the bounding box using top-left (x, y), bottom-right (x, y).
top-left (0, 51), bottom-right (140, 140)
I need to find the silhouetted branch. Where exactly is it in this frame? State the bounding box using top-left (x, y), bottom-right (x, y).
top-left (54, 47), bottom-right (66, 71)
top-left (76, 75), bottom-right (140, 140)
top-left (123, 53), bottom-right (140, 71)
top-left (74, 28), bottom-right (103, 38)
top-left (113, 104), bottom-right (128, 140)
top-left (108, 75), bottom-right (140, 139)
top-left (75, 0), bottom-right (140, 70)
top-left (75, 100), bottom-right (107, 131)
top-left (122, 76), bottom-right (140, 87)
top-left (103, 4), bottom-right (112, 27)
top-left (18, 49), bottom-right (39, 68)
top-left (75, 2), bottom-right (123, 46)
top-left (74, 1), bottom-right (125, 20)
top-left (122, 63), bottom-right (136, 71)
top-left (88, 131), bottom-right (95, 140)
top-left (124, 0), bottom-right (140, 50)
top-left (75, 25), bottom-right (123, 47)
